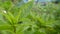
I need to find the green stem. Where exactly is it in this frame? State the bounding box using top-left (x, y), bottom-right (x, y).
top-left (13, 25), bottom-right (16, 34)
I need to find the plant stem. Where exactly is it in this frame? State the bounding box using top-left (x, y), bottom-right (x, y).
top-left (12, 25), bottom-right (16, 34)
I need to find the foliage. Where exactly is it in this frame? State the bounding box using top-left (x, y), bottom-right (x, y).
top-left (0, 0), bottom-right (60, 34)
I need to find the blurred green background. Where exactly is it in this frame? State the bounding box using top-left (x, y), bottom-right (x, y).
top-left (0, 0), bottom-right (60, 34)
